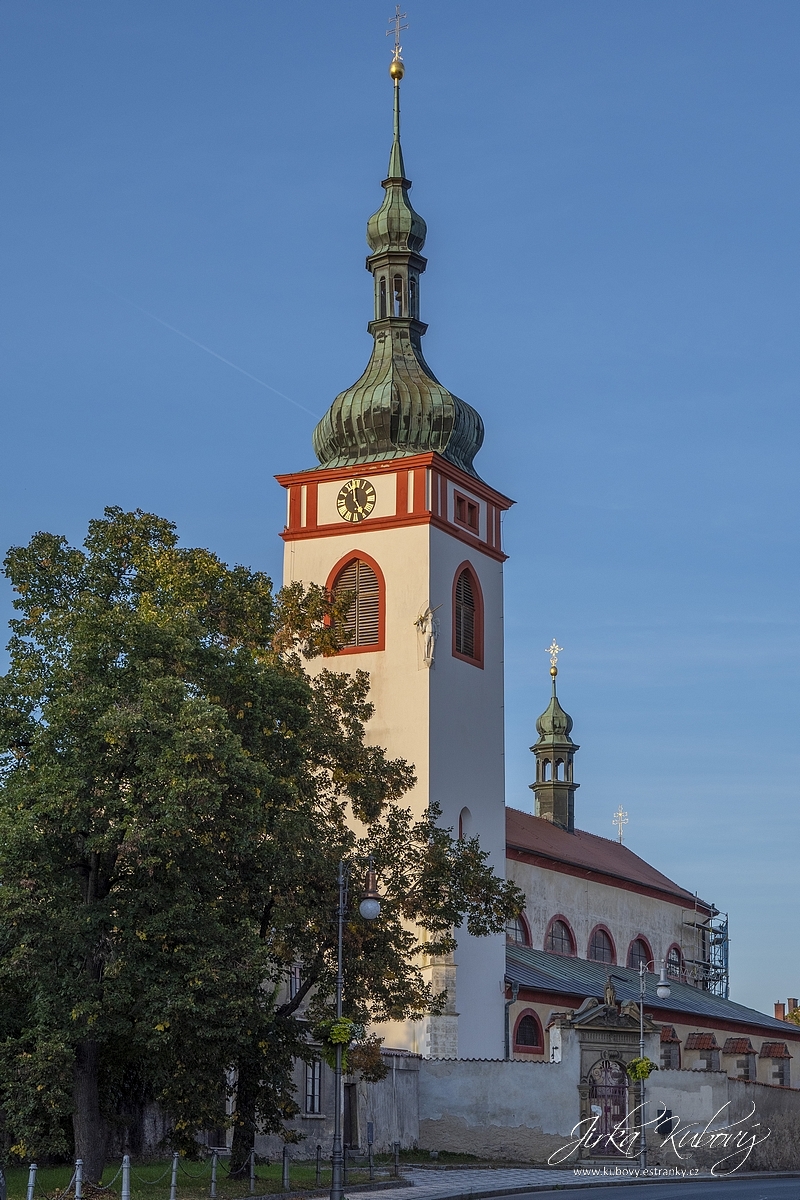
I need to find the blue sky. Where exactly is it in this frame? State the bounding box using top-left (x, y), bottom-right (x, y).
top-left (1, 0), bottom-right (799, 1013)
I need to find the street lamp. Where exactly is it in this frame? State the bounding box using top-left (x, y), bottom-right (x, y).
top-left (636, 960), bottom-right (671, 1170)
top-left (331, 860), bottom-right (381, 1200)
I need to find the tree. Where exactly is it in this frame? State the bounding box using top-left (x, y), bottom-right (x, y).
top-left (0, 508), bottom-right (522, 1178)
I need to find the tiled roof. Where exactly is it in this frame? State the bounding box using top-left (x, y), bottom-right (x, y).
top-left (685, 1033), bottom-right (719, 1050)
top-left (760, 1042), bottom-right (792, 1059)
top-left (722, 1038), bottom-right (755, 1055)
top-left (506, 945), bottom-right (800, 1036)
top-left (506, 809), bottom-right (708, 908)
top-left (660, 1025), bottom-right (680, 1044)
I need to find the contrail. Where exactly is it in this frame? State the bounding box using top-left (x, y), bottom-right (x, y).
top-left (91, 280), bottom-right (319, 419)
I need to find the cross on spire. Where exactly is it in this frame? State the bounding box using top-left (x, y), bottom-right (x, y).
top-left (387, 5), bottom-right (408, 61)
top-left (546, 640), bottom-right (563, 670)
top-left (613, 805), bottom-right (628, 844)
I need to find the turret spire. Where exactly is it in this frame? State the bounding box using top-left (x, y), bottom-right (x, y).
top-left (311, 31), bottom-right (484, 477)
top-left (530, 645), bottom-right (580, 832)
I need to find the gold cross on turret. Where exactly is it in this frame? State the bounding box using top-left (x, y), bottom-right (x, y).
top-left (386, 5), bottom-right (408, 62)
top-left (546, 640), bottom-right (563, 670)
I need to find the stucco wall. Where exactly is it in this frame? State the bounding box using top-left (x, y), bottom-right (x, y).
top-left (418, 1053), bottom-right (581, 1162)
top-left (506, 858), bottom-right (690, 972)
top-left (283, 479), bottom-right (507, 1061)
top-left (256, 1051), bottom-right (421, 1159)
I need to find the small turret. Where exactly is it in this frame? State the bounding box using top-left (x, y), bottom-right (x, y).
top-left (530, 643), bottom-right (579, 832)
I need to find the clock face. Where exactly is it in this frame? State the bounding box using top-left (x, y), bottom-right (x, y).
top-left (336, 478), bottom-right (377, 523)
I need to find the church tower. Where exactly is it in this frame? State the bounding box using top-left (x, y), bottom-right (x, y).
top-left (277, 52), bottom-right (512, 1060)
top-left (529, 652), bottom-right (579, 832)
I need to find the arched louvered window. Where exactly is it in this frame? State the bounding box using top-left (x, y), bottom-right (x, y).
top-left (379, 278), bottom-right (387, 318)
top-left (455, 571), bottom-right (475, 656)
top-left (330, 557), bottom-right (383, 650)
top-left (453, 565), bottom-right (482, 666)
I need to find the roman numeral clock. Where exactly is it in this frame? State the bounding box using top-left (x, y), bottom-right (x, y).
top-left (336, 478), bottom-right (377, 523)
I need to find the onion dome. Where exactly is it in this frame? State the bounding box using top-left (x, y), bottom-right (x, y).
top-left (311, 61), bottom-right (484, 478)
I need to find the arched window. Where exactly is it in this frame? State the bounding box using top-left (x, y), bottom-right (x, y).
top-left (458, 806), bottom-right (471, 840)
top-left (513, 1009), bottom-right (543, 1054)
top-left (393, 275), bottom-right (403, 316)
top-left (627, 938), bottom-right (651, 971)
top-left (666, 944), bottom-right (683, 978)
top-left (409, 276), bottom-right (417, 317)
top-left (328, 555), bottom-right (385, 653)
top-left (452, 564), bottom-right (483, 667)
top-left (545, 917), bottom-right (576, 956)
top-left (588, 926), bottom-right (616, 965)
top-left (506, 915), bottom-right (530, 946)
top-left (555, 759), bottom-right (564, 780)
top-left (379, 278), bottom-right (387, 318)
top-left (542, 759), bottom-right (551, 781)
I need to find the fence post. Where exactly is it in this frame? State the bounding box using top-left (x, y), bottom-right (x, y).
top-left (315, 1145), bottom-right (322, 1187)
top-left (249, 1149), bottom-right (256, 1195)
top-left (121, 1156), bottom-right (131, 1200)
top-left (392, 1142), bottom-right (400, 1178)
top-left (169, 1152), bottom-right (179, 1200)
top-left (210, 1151), bottom-right (218, 1200)
top-left (343, 1149), bottom-right (348, 1187)
top-left (26, 1165), bottom-right (37, 1200)
top-left (281, 1146), bottom-right (289, 1192)
top-left (74, 1159), bottom-right (83, 1200)
top-left (368, 1141), bottom-right (374, 1181)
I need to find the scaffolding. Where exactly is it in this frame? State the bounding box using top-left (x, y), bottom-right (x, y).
top-left (682, 899), bottom-right (729, 998)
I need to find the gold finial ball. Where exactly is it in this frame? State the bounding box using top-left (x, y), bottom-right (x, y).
top-left (550, 666), bottom-right (558, 677)
top-left (389, 57), bottom-right (405, 80)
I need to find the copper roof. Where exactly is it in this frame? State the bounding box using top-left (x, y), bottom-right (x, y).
top-left (660, 1025), bottom-right (680, 1044)
top-left (760, 1042), bottom-right (792, 1059)
top-left (723, 1038), bottom-right (755, 1055)
top-left (506, 808), bottom-right (708, 908)
top-left (685, 1033), bottom-right (719, 1050)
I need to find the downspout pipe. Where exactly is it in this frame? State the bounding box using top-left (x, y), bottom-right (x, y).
top-left (504, 981), bottom-right (519, 1060)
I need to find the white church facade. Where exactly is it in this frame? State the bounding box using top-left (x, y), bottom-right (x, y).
top-left (268, 50), bottom-right (800, 1161)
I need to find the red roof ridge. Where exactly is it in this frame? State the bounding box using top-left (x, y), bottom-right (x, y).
top-left (505, 807), bottom-right (710, 909)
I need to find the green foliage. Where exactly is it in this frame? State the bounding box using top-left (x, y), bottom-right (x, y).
top-left (0, 507), bottom-right (524, 1174)
top-left (626, 1056), bottom-right (658, 1081)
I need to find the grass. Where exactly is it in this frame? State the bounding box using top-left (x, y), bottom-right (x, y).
top-left (1, 1159), bottom-right (385, 1200)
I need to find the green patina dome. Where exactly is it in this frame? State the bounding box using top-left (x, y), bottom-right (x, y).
top-left (312, 71), bottom-right (484, 478)
top-left (535, 674), bottom-right (576, 745)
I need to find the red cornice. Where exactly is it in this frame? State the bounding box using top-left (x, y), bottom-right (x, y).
top-left (511, 985), bottom-right (800, 1043)
top-left (506, 843), bottom-right (710, 913)
top-left (280, 511), bottom-right (508, 562)
top-left (275, 452), bottom-right (515, 511)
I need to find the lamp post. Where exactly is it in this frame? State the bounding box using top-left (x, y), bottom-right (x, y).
top-left (636, 960), bottom-right (671, 1169)
top-left (330, 860), bottom-right (381, 1200)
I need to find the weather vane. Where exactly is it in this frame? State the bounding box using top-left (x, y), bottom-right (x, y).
top-left (613, 806), bottom-right (628, 844)
top-left (387, 5), bottom-right (408, 62)
top-left (546, 640), bottom-right (563, 670)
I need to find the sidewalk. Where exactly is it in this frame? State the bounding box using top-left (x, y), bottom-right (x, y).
top-left (345, 1165), bottom-right (709, 1198)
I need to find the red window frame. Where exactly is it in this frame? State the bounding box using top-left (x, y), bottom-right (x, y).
top-left (326, 551), bottom-right (386, 655)
top-left (453, 490), bottom-right (480, 533)
top-left (626, 936), bottom-right (653, 970)
top-left (513, 1008), bottom-right (545, 1055)
top-left (544, 914), bottom-right (577, 957)
top-left (506, 911), bottom-right (532, 947)
top-left (452, 562), bottom-right (484, 668)
top-left (587, 924), bottom-right (617, 965)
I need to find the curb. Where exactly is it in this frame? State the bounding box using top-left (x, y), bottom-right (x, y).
top-left (255, 1168), bottom-right (800, 1199)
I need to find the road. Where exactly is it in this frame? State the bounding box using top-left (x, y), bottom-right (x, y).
top-left (504, 1178), bottom-right (800, 1199)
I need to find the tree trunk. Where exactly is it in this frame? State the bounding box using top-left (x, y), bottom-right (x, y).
top-left (72, 1040), bottom-right (107, 1182)
top-left (230, 1058), bottom-right (260, 1175)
